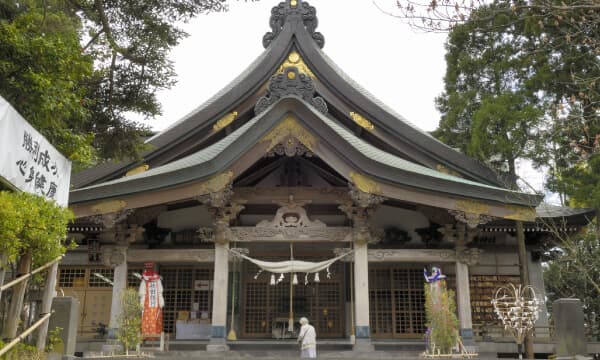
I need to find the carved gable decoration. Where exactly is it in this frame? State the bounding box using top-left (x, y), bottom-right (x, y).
top-left (230, 199), bottom-right (351, 242)
top-left (254, 67), bottom-right (327, 115)
top-left (263, 0), bottom-right (324, 49)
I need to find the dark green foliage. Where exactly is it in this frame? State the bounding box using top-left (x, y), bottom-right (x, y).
top-left (424, 279), bottom-right (459, 354)
top-left (0, 0), bottom-right (227, 167)
top-left (434, 0), bottom-right (600, 211)
top-left (117, 288), bottom-right (143, 355)
top-left (544, 227), bottom-right (600, 339)
top-left (434, 2), bottom-right (546, 186)
top-left (0, 191), bottom-right (73, 265)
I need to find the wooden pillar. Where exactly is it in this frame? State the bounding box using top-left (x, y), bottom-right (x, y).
top-left (36, 261), bottom-right (59, 350)
top-left (342, 183), bottom-right (384, 352)
top-left (208, 235), bottom-right (230, 351)
top-left (108, 246), bottom-right (128, 330)
top-left (455, 259), bottom-right (473, 343)
top-left (203, 184), bottom-right (243, 352)
top-left (516, 221), bottom-right (534, 359)
top-left (455, 246), bottom-right (481, 348)
top-left (353, 238), bottom-right (371, 345)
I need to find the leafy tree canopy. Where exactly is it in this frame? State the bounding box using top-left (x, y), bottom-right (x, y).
top-left (0, 0), bottom-right (227, 168)
top-left (544, 227), bottom-right (600, 336)
top-left (427, 0), bottom-right (599, 205)
top-left (432, 3), bottom-right (546, 186)
top-left (0, 191), bottom-right (73, 265)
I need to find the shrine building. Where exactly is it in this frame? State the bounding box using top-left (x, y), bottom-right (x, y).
top-left (63, 0), bottom-right (593, 355)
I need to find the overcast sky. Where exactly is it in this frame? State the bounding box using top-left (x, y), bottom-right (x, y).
top-left (150, 0), bottom-right (447, 133)
top-left (149, 0), bottom-right (552, 201)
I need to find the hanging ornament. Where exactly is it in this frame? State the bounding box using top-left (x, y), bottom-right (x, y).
top-left (270, 274), bottom-right (276, 286)
top-left (304, 273), bottom-right (309, 285)
top-left (277, 273), bottom-right (285, 284)
top-left (314, 272), bottom-right (320, 283)
top-left (292, 273), bottom-right (299, 285)
top-left (326, 266), bottom-right (332, 279)
top-left (254, 269), bottom-right (263, 280)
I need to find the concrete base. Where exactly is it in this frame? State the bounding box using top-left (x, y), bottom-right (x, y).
top-left (206, 338), bottom-right (229, 352)
top-left (353, 338), bottom-right (374, 352)
top-left (206, 344), bottom-right (229, 351)
top-left (100, 344), bottom-right (123, 354)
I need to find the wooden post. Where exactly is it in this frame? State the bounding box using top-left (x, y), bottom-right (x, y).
top-left (0, 254), bottom-right (7, 304)
top-left (516, 221), bottom-right (534, 359)
top-left (4, 249), bottom-right (32, 339)
top-left (36, 261), bottom-right (59, 350)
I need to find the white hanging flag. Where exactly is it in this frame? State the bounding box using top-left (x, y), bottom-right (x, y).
top-left (0, 96), bottom-right (71, 206)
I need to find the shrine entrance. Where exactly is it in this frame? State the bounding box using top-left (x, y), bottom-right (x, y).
top-left (369, 266), bottom-right (426, 339)
top-left (240, 259), bottom-right (345, 339)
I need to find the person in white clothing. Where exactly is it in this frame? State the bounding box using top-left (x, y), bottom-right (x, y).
top-left (297, 317), bottom-right (317, 358)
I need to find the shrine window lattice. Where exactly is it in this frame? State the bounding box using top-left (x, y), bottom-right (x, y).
top-left (160, 266), bottom-right (213, 334)
top-left (241, 259), bottom-right (344, 339)
top-left (369, 267), bottom-right (426, 339)
top-left (58, 267), bottom-right (114, 288)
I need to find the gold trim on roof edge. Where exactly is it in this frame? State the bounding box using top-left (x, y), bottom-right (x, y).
top-left (200, 171), bottom-right (235, 194)
top-left (349, 112), bottom-right (374, 131)
top-left (503, 205), bottom-right (537, 222)
top-left (436, 164), bottom-right (462, 178)
top-left (92, 200), bottom-right (126, 214)
top-left (455, 199), bottom-right (490, 215)
top-left (276, 51), bottom-right (315, 78)
top-left (261, 115), bottom-right (318, 153)
top-left (349, 171), bottom-right (382, 195)
top-left (125, 164), bottom-right (149, 177)
top-left (213, 111), bottom-right (238, 132)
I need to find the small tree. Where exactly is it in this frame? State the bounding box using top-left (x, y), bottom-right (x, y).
top-left (117, 289), bottom-right (143, 355)
top-left (425, 278), bottom-right (459, 354)
top-left (0, 191), bottom-right (73, 338)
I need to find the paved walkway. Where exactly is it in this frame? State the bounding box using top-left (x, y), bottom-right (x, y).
top-left (81, 350), bottom-right (499, 360)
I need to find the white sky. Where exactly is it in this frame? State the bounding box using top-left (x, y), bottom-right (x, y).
top-left (149, 0), bottom-right (553, 201)
top-left (150, 0), bottom-right (447, 133)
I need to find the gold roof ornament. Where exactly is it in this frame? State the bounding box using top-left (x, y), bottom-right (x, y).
top-left (199, 171), bottom-right (235, 194)
top-left (290, 0), bottom-right (297, 7)
top-left (125, 164), bottom-right (150, 177)
top-left (349, 112), bottom-right (375, 131)
top-left (455, 199), bottom-right (490, 216)
top-left (262, 115), bottom-right (318, 153)
top-left (504, 205), bottom-right (537, 222)
top-left (91, 200), bottom-right (126, 214)
top-left (276, 51), bottom-right (315, 78)
top-left (436, 164), bottom-right (462, 177)
top-left (349, 171), bottom-right (382, 195)
top-left (213, 111), bottom-right (238, 132)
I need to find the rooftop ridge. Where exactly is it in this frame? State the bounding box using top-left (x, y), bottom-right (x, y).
top-left (263, 0), bottom-right (324, 48)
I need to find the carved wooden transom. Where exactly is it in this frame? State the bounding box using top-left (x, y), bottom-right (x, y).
top-left (230, 197), bottom-right (351, 242)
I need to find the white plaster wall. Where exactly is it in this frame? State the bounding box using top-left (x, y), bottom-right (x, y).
top-left (369, 205), bottom-right (430, 243)
top-left (157, 205), bottom-right (212, 231)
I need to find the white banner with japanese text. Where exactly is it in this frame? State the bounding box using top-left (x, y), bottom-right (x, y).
top-left (0, 97), bottom-right (71, 206)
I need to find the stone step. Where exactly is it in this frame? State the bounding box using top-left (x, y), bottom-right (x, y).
top-left (150, 350), bottom-right (424, 359)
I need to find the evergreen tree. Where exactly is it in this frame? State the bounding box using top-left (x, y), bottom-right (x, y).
top-left (0, 0), bottom-right (227, 167)
top-left (433, 2), bottom-right (545, 188)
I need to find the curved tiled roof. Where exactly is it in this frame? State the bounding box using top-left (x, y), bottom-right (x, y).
top-left (71, 0), bottom-right (505, 190)
top-left (71, 97), bottom-right (541, 207)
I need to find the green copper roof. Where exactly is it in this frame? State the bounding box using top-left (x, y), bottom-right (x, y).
top-left (71, 96), bottom-right (540, 207)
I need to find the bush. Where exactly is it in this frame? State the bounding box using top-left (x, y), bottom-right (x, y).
top-left (117, 288), bottom-right (143, 355)
top-left (425, 279), bottom-right (459, 354)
